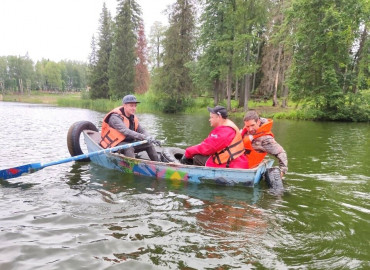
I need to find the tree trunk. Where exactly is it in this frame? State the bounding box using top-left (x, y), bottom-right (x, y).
top-left (156, 36), bottom-right (160, 68)
top-left (213, 79), bottom-right (220, 105)
top-left (252, 40), bottom-right (262, 94)
top-left (239, 76), bottom-right (245, 107)
top-left (272, 43), bottom-right (282, 106)
top-left (244, 41), bottom-right (251, 112)
top-left (235, 77), bottom-right (238, 101)
top-left (244, 74), bottom-right (251, 112)
top-left (19, 79), bottom-right (23, 94)
top-left (352, 26), bottom-right (367, 94)
top-left (227, 70), bottom-right (232, 110)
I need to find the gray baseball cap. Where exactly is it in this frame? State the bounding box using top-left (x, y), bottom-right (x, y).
top-left (207, 105), bottom-right (228, 118)
top-left (122, 94), bottom-right (140, 104)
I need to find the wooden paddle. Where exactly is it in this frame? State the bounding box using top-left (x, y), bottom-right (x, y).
top-left (0, 140), bottom-right (148, 180)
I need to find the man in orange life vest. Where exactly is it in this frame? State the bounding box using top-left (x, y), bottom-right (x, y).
top-left (181, 105), bottom-right (249, 169)
top-left (100, 94), bottom-right (160, 161)
top-left (241, 110), bottom-right (287, 177)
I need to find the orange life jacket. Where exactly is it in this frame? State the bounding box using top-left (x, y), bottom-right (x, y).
top-left (100, 106), bottom-right (139, 149)
top-left (242, 119), bottom-right (274, 168)
top-left (212, 119), bottom-right (245, 167)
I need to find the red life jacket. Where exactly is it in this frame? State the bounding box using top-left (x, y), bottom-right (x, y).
top-left (242, 119), bottom-right (274, 168)
top-left (100, 106), bottom-right (139, 149)
top-left (212, 119), bottom-right (245, 167)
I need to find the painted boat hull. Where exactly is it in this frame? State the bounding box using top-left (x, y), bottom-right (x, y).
top-left (83, 130), bottom-right (274, 187)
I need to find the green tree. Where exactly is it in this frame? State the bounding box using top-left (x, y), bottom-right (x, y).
top-left (288, 0), bottom-right (369, 120)
top-left (0, 56), bottom-right (7, 93)
top-left (44, 61), bottom-right (62, 90)
top-left (35, 60), bottom-right (48, 90)
top-left (90, 3), bottom-right (113, 99)
top-left (197, 0), bottom-right (234, 106)
top-left (61, 60), bottom-right (88, 91)
top-left (233, 0), bottom-right (271, 110)
top-left (6, 55), bottom-right (34, 93)
top-left (108, 0), bottom-right (142, 99)
top-left (197, 0), bottom-right (271, 110)
top-left (148, 21), bottom-right (166, 70)
top-left (259, 0), bottom-right (292, 108)
top-left (153, 0), bottom-right (196, 113)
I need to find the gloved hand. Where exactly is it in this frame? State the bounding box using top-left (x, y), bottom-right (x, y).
top-left (145, 135), bottom-right (155, 144)
top-left (145, 136), bottom-right (161, 146)
top-left (180, 155), bottom-right (192, 165)
top-left (180, 155), bottom-right (187, 164)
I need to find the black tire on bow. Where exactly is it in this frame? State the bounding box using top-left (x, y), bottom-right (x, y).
top-left (265, 167), bottom-right (284, 190)
top-left (161, 147), bottom-right (186, 163)
top-left (67, 121), bottom-right (98, 162)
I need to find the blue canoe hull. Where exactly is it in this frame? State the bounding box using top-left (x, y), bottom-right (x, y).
top-left (83, 130), bottom-right (274, 187)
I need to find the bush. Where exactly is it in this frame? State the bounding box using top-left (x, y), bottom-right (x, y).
top-left (304, 92), bottom-right (370, 122)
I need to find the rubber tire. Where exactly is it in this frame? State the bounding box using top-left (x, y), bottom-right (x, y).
top-left (265, 167), bottom-right (284, 190)
top-left (67, 121), bottom-right (98, 162)
top-left (161, 147), bottom-right (185, 163)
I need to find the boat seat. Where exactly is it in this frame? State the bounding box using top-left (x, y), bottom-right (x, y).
top-left (85, 130), bottom-right (102, 145)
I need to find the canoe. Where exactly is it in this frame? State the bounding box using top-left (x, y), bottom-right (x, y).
top-left (75, 125), bottom-right (275, 187)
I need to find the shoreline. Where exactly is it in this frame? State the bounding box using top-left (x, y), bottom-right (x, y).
top-left (1, 92), bottom-right (295, 118)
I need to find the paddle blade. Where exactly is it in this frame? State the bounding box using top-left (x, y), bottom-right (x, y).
top-left (0, 163), bottom-right (42, 180)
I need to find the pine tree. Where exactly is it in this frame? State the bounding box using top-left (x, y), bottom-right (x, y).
top-left (153, 0), bottom-right (196, 113)
top-left (134, 23), bottom-right (150, 94)
top-left (88, 35), bottom-right (97, 67)
top-left (109, 0), bottom-right (142, 99)
top-left (89, 3), bottom-right (113, 99)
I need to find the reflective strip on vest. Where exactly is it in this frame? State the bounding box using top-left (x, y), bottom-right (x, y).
top-left (100, 106), bottom-right (139, 149)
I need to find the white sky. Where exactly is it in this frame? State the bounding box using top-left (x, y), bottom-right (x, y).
top-left (0, 0), bottom-right (173, 63)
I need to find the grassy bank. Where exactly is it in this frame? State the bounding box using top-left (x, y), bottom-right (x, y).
top-left (2, 91), bottom-right (81, 105)
top-left (2, 91), bottom-right (296, 119)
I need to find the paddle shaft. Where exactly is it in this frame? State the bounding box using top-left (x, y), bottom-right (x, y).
top-left (43, 140), bottom-right (148, 167)
top-left (0, 140), bottom-right (148, 180)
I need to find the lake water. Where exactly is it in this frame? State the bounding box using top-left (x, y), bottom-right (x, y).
top-left (0, 102), bottom-right (369, 269)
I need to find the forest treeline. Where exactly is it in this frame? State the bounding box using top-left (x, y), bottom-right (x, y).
top-left (1, 0), bottom-right (369, 121)
top-left (0, 56), bottom-right (87, 92)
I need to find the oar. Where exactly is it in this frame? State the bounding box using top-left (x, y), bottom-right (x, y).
top-left (0, 140), bottom-right (148, 181)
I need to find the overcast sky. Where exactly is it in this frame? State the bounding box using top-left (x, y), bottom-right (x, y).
top-left (0, 0), bottom-right (173, 63)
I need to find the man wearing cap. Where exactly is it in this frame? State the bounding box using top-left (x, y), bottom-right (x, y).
top-left (181, 105), bottom-right (249, 169)
top-left (100, 94), bottom-right (160, 161)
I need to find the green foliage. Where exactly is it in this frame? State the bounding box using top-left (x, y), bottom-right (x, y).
top-left (108, 0), bottom-right (142, 99)
top-left (276, 91), bottom-right (370, 122)
top-left (148, 21), bottom-right (167, 70)
top-left (152, 0), bottom-right (196, 113)
top-left (0, 55), bottom-right (88, 92)
top-left (89, 3), bottom-right (113, 99)
top-left (2, 0), bottom-right (369, 123)
top-left (287, 0), bottom-right (369, 120)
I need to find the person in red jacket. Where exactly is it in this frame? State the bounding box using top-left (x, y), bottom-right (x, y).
top-left (181, 106), bottom-right (249, 169)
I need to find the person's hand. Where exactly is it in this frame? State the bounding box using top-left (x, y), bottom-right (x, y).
top-left (145, 135), bottom-right (155, 143)
top-left (180, 155), bottom-right (187, 164)
top-left (145, 136), bottom-right (161, 146)
top-left (180, 155), bottom-right (192, 165)
top-left (153, 139), bottom-right (161, 146)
